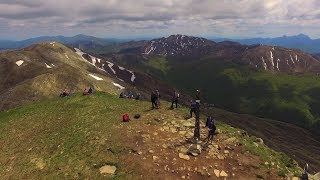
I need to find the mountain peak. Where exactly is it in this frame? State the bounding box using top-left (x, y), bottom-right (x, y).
top-left (294, 33), bottom-right (310, 39)
top-left (142, 35), bottom-right (215, 56)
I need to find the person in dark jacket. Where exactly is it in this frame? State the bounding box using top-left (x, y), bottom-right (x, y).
top-left (88, 87), bottom-right (93, 94)
top-left (60, 89), bottom-right (70, 97)
top-left (190, 100), bottom-right (197, 118)
top-left (135, 93), bottom-right (141, 100)
top-left (171, 91), bottom-right (179, 109)
top-left (151, 91), bottom-right (157, 109)
top-left (206, 116), bottom-right (216, 144)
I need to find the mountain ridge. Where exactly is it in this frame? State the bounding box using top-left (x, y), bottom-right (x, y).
top-left (213, 34), bottom-right (320, 54)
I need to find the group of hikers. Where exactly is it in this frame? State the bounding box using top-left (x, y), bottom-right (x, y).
top-left (59, 87), bottom-right (95, 97)
top-left (83, 87), bottom-right (94, 96)
top-left (149, 88), bottom-right (216, 143)
top-left (119, 91), bottom-right (141, 100)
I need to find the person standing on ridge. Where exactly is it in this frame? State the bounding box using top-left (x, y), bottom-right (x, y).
top-left (190, 100), bottom-right (197, 118)
top-left (151, 91), bottom-right (157, 109)
top-left (171, 90), bottom-right (179, 109)
top-left (205, 116), bottom-right (216, 144)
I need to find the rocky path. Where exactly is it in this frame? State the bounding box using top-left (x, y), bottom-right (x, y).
top-left (112, 108), bottom-right (299, 179)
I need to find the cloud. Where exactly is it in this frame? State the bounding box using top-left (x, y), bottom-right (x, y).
top-left (1, 0), bottom-right (320, 39)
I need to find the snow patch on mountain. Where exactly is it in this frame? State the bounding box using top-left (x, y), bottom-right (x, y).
top-left (128, 70), bottom-right (136, 82)
top-left (112, 82), bottom-right (125, 90)
top-left (45, 63), bottom-right (52, 69)
top-left (270, 51), bottom-right (275, 69)
top-left (89, 74), bottom-right (103, 81)
top-left (117, 66), bottom-right (136, 82)
top-left (74, 48), bottom-right (86, 60)
top-left (276, 59), bottom-right (280, 71)
top-left (261, 57), bottom-right (267, 70)
top-left (106, 61), bottom-right (116, 74)
top-left (290, 55), bottom-right (295, 64)
top-left (15, 60), bottom-right (24, 66)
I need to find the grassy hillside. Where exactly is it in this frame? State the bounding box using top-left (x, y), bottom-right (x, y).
top-left (120, 55), bottom-right (320, 138)
top-left (0, 93), bottom-right (302, 179)
top-left (0, 42), bottom-right (122, 110)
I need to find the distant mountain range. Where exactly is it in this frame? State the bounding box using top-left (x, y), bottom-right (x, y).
top-left (140, 34), bottom-right (320, 73)
top-left (0, 34), bottom-right (127, 50)
top-left (213, 34), bottom-right (320, 54)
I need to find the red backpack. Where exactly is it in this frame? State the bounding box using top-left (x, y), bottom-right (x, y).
top-left (123, 114), bottom-right (130, 122)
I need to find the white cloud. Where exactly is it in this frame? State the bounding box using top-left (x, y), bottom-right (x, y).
top-left (1, 0), bottom-right (320, 39)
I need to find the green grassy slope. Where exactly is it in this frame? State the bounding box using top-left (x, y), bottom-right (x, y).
top-left (0, 93), bottom-right (302, 179)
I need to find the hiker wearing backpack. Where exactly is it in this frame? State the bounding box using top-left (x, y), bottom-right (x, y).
top-left (171, 90), bottom-right (179, 109)
top-left (190, 100), bottom-right (197, 118)
top-left (195, 89), bottom-right (201, 105)
top-left (151, 91), bottom-right (157, 109)
top-left (205, 116), bottom-right (216, 144)
top-left (301, 163), bottom-right (309, 180)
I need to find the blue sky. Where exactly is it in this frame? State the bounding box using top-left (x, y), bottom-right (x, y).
top-left (1, 0), bottom-right (320, 40)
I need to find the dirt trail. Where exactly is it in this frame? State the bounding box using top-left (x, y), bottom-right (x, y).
top-left (115, 108), bottom-right (288, 179)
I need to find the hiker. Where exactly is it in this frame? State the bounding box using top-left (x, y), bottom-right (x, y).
top-left (60, 89), bottom-right (70, 97)
top-left (128, 91), bottom-right (134, 99)
top-left (151, 91), bottom-right (157, 109)
top-left (119, 92), bottom-right (125, 98)
top-left (171, 90), bottom-right (179, 109)
top-left (301, 163), bottom-right (309, 180)
top-left (83, 88), bottom-right (89, 96)
top-left (135, 93), bottom-right (141, 100)
top-left (195, 89), bottom-right (201, 105)
top-left (190, 100), bottom-right (197, 117)
top-left (88, 87), bottom-right (94, 94)
top-left (205, 116), bottom-right (216, 144)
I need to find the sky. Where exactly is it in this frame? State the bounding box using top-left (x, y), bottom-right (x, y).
top-left (1, 0), bottom-right (320, 40)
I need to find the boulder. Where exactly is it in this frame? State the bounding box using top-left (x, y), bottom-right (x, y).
top-left (187, 144), bottom-right (201, 156)
top-left (179, 153), bottom-right (190, 160)
top-left (153, 156), bottom-right (159, 161)
top-left (99, 165), bottom-right (117, 175)
top-left (214, 169), bottom-right (220, 177)
top-left (255, 138), bottom-right (264, 144)
top-left (220, 170), bottom-right (228, 177)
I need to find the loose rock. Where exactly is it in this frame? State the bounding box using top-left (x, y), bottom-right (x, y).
top-left (99, 165), bottom-right (117, 175)
top-left (214, 169), bottom-right (220, 177)
top-left (220, 170), bottom-right (228, 177)
top-left (179, 153), bottom-right (190, 160)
